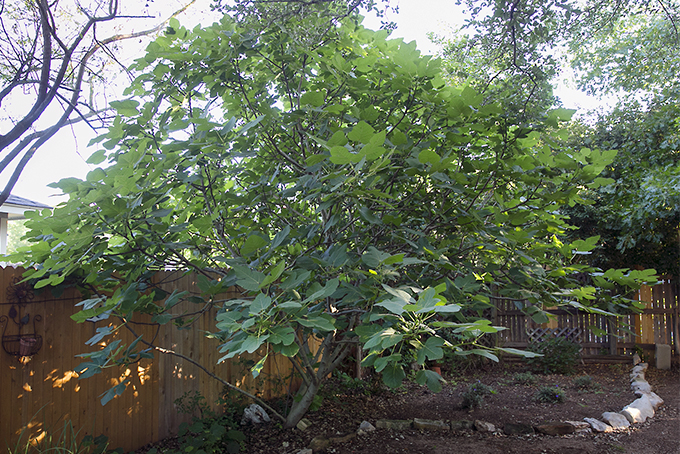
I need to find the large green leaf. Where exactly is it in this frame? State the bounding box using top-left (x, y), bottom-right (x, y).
top-left (241, 334), bottom-right (269, 354)
top-left (232, 266), bottom-right (266, 292)
top-left (110, 100), bottom-right (140, 117)
top-left (416, 336), bottom-right (445, 364)
top-left (348, 121), bottom-right (376, 144)
top-left (415, 369), bottom-right (444, 393)
top-left (301, 91), bottom-right (325, 107)
top-left (249, 293), bottom-right (272, 315)
top-left (297, 315), bottom-right (335, 332)
top-left (241, 235), bottom-right (267, 256)
top-left (382, 363), bottom-right (406, 389)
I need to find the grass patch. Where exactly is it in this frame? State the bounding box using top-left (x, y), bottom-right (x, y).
top-left (512, 371), bottom-right (537, 385)
top-left (572, 375), bottom-right (601, 391)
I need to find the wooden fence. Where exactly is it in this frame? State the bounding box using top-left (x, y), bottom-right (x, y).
top-left (0, 268), bottom-right (299, 451)
top-left (494, 276), bottom-right (679, 359)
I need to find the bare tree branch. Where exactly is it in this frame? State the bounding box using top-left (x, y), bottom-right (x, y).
top-left (0, 0), bottom-right (198, 205)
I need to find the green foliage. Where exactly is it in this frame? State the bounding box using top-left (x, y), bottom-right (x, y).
top-left (450, 1), bottom-right (680, 275)
top-left (6, 219), bottom-right (30, 256)
top-left (334, 371), bottom-right (372, 395)
top-left (175, 420), bottom-right (245, 454)
top-left (572, 375), bottom-right (600, 391)
top-left (213, 0), bottom-right (399, 35)
top-left (13, 12), bottom-right (655, 429)
top-left (571, 13), bottom-right (680, 97)
top-left (8, 418), bottom-right (114, 454)
top-left (535, 385), bottom-right (567, 404)
top-left (174, 391), bottom-right (245, 454)
top-left (461, 381), bottom-right (496, 409)
top-left (526, 337), bottom-right (581, 375)
top-left (563, 100), bottom-right (680, 274)
top-left (450, 0), bottom-right (680, 114)
top-left (512, 372), bottom-right (537, 385)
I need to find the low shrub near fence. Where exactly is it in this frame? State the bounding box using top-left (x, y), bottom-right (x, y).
top-left (527, 337), bottom-right (582, 375)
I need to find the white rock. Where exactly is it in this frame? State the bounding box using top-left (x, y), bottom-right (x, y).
top-left (645, 392), bottom-right (664, 410)
top-left (632, 363), bottom-right (648, 373)
top-left (584, 417), bottom-right (613, 433)
top-left (474, 420), bottom-right (496, 433)
top-left (357, 421), bottom-right (376, 435)
top-left (564, 420), bottom-right (591, 433)
top-left (632, 352), bottom-right (641, 365)
top-left (564, 420), bottom-right (590, 430)
top-left (631, 379), bottom-right (652, 394)
top-left (601, 412), bottom-right (630, 429)
top-left (296, 418), bottom-right (312, 431)
top-left (629, 370), bottom-right (645, 382)
top-left (621, 394), bottom-right (655, 424)
top-left (241, 403), bottom-right (271, 425)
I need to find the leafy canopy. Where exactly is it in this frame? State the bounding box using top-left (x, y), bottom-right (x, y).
top-left (15, 14), bottom-right (656, 428)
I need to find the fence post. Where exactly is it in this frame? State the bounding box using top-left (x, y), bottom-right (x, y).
top-left (490, 302), bottom-right (499, 347)
top-left (607, 316), bottom-right (618, 355)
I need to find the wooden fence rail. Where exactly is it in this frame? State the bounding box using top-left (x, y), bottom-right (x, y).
top-left (0, 268), bottom-right (298, 451)
top-left (494, 276), bottom-right (679, 359)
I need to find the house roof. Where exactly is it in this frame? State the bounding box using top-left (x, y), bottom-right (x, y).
top-left (0, 195), bottom-right (52, 220)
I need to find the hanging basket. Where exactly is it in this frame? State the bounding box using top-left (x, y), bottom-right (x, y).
top-left (2, 333), bottom-right (43, 357)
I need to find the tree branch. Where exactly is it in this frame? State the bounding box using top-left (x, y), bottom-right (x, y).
top-left (123, 322), bottom-right (286, 422)
top-left (0, 0), bottom-right (198, 205)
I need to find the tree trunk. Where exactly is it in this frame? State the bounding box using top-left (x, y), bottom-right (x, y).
top-left (283, 380), bottom-right (321, 429)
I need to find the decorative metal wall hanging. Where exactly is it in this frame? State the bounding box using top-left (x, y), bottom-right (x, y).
top-left (1, 277), bottom-right (42, 358)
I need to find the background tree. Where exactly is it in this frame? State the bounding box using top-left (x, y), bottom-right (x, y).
top-left (6, 219), bottom-right (29, 254)
top-left (0, 0), bottom-right (199, 205)
top-left (566, 10), bottom-right (680, 274)
top-left (443, 0), bottom-right (680, 274)
top-left (563, 100), bottom-right (680, 275)
top-left (15, 14), bottom-right (655, 428)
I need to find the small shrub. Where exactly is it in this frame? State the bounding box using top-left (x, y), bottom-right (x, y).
top-left (572, 375), bottom-right (599, 391)
top-left (512, 371), bottom-right (537, 385)
top-left (461, 390), bottom-right (484, 409)
top-left (535, 385), bottom-right (566, 403)
top-left (335, 371), bottom-right (371, 395)
top-left (526, 337), bottom-right (581, 375)
top-left (461, 381), bottom-right (496, 409)
top-left (174, 391), bottom-right (245, 454)
top-left (470, 382), bottom-right (496, 396)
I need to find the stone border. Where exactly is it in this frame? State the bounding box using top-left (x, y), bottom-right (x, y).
top-left (296, 361), bottom-right (666, 452)
top-left (587, 361), bottom-right (665, 431)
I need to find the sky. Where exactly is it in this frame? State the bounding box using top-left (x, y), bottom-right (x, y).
top-left (4, 0), bottom-right (600, 207)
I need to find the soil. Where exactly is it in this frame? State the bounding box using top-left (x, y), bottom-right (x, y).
top-left (141, 362), bottom-right (680, 454)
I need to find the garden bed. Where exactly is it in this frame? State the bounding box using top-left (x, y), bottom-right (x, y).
top-left (239, 362), bottom-right (679, 454)
top-left (135, 361), bottom-right (678, 454)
